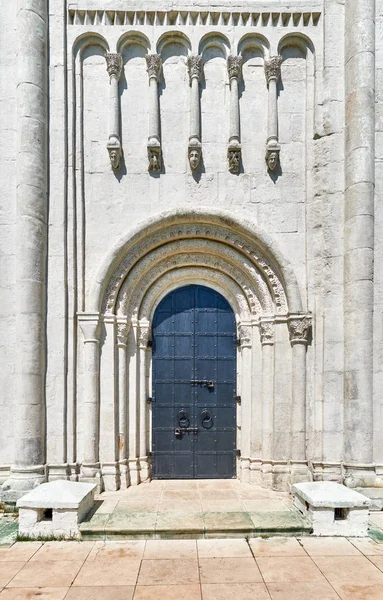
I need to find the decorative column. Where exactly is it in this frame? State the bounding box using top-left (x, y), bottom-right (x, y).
top-left (146, 54), bottom-right (162, 173)
top-left (239, 323), bottom-right (252, 481)
top-left (227, 55), bottom-right (243, 174)
top-left (138, 320), bottom-right (150, 481)
top-left (344, 1), bottom-right (375, 488)
top-left (78, 315), bottom-right (102, 488)
top-left (288, 315), bottom-right (312, 485)
top-left (117, 320), bottom-right (130, 489)
top-left (128, 318), bottom-right (140, 485)
top-left (1, 0), bottom-right (48, 502)
top-left (264, 55), bottom-right (282, 172)
top-left (259, 320), bottom-right (275, 487)
top-left (187, 55), bottom-right (203, 171)
top-left (105, 53), bottom-right (123, 170)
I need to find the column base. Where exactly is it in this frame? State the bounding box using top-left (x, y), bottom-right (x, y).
top-left (101, 462), bottom-right (120, 491)
top-left (79, 463), bottom-right (102, 493)
top-left (119, 460), bottom-right (130, 490)
top-left (312, 462), bottom-right (342, 483)
top-left (1, 465), bottom-right (46, 504)
top-left (343, 464), bottom-right (377, 488)
top-left (47, 464), bottom-right (71, 482)
top-left (128, 459), bottom-right (140, 486)
top-left (289, 461), bottom-right (312, 487)
top-left (139, 457), bottom-right (151, 483)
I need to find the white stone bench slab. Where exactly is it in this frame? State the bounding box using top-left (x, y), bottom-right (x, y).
top-left (292, 482), bottom-right (371, 537)
top-left (17, 480), bottom-right (96, 539)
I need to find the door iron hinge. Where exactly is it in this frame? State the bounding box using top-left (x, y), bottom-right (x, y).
top-left (147, 397), bottom-right (153, 404)
top-left (147, 340), bottom-right (153, 348)
top-left (235, 395), bottom-right (241, 404)
top-left (236, 449), bottom-right (241, 457)
top-left (236, 338), bottom-right (241, 347)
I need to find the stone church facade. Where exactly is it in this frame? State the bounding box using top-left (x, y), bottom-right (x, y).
top-left (1, 0), bottom-right (383, 500)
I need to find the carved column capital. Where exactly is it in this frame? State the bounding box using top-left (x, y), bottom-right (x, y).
top-left (239, 323), bottom-right (252, 348)
top-left (265, 55), bottom-right (282, 86)
top-left (146, 54), bottom-right (162, 82)
top-left (227, 55), bottom-right (243, 80)
top-left (138, 321), bottom-right (151, 349)
top-left (288, 314), bottom-right (312, 345)
top-left (106, 53), bottom-right (123, 80)
top-left (259, 321), bottom-right (274, 346)
top-left (117, 321), bottom-right (130, 346)
top-left (187, 55), bottom-right (203, 85)
top-left (78, 313), bottom-right (101, 343)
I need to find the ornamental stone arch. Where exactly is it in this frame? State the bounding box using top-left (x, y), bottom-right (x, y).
top-left (79, 208), bottom-right (312, 492)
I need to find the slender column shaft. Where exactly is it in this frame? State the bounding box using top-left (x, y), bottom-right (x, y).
top-left (267, 78), bottom-right (278, 142)
top-left (128, 321), bottom-right (139, 485)
top-left (149, 77), bottom-right (160, 140)
top-left (190, 77), bottom-right (200, 139)
top-left (260, 322), bottom-right (275, 461)
top-left (239, 324), bottom-right (252, 471)
top-left (138, 321), bottom-right (150, 481)
top-left (264, 56), bottom-right (282, 172)
top-left (288, 316), bottom-right (312, 463)
top-left (109, 77), bottom-right (119, 135)
top-left (146, 54), bottom-right (162, 172)
top-left (117, 321), bottom-right (129, 488)
top-left (105, 53), bottom-right (123, 170)
top-left (344, 1), bottom-right (375, 468)
top-left (227, 55), bottom-right (242, 174)
top-left (187, 55), bottom-right (203, 171)
top-left (2, 0), bottom-right (49, 500)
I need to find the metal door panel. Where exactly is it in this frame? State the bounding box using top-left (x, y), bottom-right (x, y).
top-left (152, 284), bottom-right (236, 479)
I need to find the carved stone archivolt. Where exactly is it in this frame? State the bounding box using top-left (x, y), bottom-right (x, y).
top-left (288, 315), bottom-right (312, 344)
top-left (102, 221), bottom-right (288, 316)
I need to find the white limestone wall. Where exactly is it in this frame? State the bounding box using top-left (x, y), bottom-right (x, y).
top-left (0, 3), bottom-right (17, 478)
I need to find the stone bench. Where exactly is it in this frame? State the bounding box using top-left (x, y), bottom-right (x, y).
top-left (292, 481), bottom-right (371, 537)
top-left (17, 480), bottom-right (96, 539)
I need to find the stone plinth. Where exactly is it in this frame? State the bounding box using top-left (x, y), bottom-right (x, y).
top-left (292, 482), bottom-right (371, 537)
top-left (17, 481), bottom-right (96, 539)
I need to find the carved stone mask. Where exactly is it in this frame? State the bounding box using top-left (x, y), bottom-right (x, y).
top-left (267, 151), bottom-right (279, 172)
top-left (228, 150), bottom-right (240, 174)
top-left (189, 149), bottom-right (200, 171)
top-left (148, 150), bottom-right (160, 172)
top-left (109, 149), bottom-right (120, 170)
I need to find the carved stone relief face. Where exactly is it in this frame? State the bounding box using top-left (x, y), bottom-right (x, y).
top-left (148, 149), bottom-right (161, 172)
top-left (228, 150), bottom-right (240, 174)
top-left (109, 149), bottom-right (120, 170)
top-left (189, 148), bottom-right (201, 171)
top-left (266, 150), bottom-right (279, 172)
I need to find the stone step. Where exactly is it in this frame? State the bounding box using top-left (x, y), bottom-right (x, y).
top-left (80, 509), bottom-right (313, 540)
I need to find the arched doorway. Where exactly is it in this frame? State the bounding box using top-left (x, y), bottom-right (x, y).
top-left (152, 285), bottom-right (237, 479)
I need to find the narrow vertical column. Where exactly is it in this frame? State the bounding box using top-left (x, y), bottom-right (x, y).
top-left (2, 0), bottom-right (48, 502)
top-left (288, 315), bottom-right (312, 485)
top-left (187, 55), bottom-right (203, 171)
top-left (227, 55), bottom-right (243, 174)
top-left (239, 323), bottom-right (252, 482)
top-left (138, 320), bottom-right (150, 481)
top-left (78, 315), bottom-right (102, 488)
top-left (264, 55), bottom-right (282, 172)
top-left (105, 53), bottom-right (123, 170)
top-left (260, 320), bottom-right (275, 487)
top-left (117, 320), bottom-right (130, 489)
top-left (146, 54), bottom-right (162, 173)
top-left (344, 1), bottom-right (375, 487)
top-left (128, 319), bottom-right (140, 485)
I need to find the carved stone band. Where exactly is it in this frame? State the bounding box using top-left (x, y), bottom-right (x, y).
top-left (146, 54), bottom-right (162, 81)
top-left (187, 55), bottom-right (203, 84)
top-left (265, 55), bottom-right (282, 85)
top-left (227, 55), bottom-right (243, 80)
top-left (288, 315), bottom-right (312, 344)
top-left (106, 53), bottom-right (123, 80)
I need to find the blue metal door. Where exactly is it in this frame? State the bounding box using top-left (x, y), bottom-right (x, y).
top-left (152, 285), bottom-right (237, 479)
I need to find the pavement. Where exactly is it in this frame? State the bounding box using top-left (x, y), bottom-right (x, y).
top-left (0, 536), bottom-right (383, 599)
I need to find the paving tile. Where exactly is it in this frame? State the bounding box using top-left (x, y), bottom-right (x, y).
top-left (201, 583), bottom-right (270, 600)
top-left (203, 512), bottom-right (254, 532)
top-left (163, 481), bottom-right (198, 490)
top-left (256, 556), bottom-right (324, 583)
top-left (65, 586), bottom-right (134, 600)
top-left (312, 556), bottom-right (383, 585)
top-left (95, 500), bottom-right (119, 514)
top-left (370, 513), bottom-right (383, 527)
top-left (249, 537), bottom-right (306, 557)
top-left (267, 581), bottom-right (340, 599)
top-left (0, 542), bottom-right (42, 562)
top-left (242, 500), bottom-right (290, 512)
top-left (30, 542), bottom-right (94, 562)
top-left (200, 491), bottom-right (238, 500)
top-left (349, 537), bottom-right (383, 555)
top-left (199, 558), bottom-right (262, 584)
top-left (8, 561), bottom-right (83, 588)
top-left (369, 556), bottom-right (383, 571)
top-left (0, 564), bottom-right (26, 588)
top-left (106, 511), bottom-right (157, 533)
top-left (299, 536), bottom-right (361, 556)
top-left (197, 539), bottom-right (252, 558)
top-left (79, 513), bottom-right (109, 532)
top-left (114, 500), bottom-right (160, 512)
top-left (134, 584), bottom-right (201, 600)
top-left (162, 491), bottom-right (200, 501)
top-left (138, 559), bottom-right (199, 585)
top-left (249, 511), bottom-right (309, 532)
top-left (197, 481), bottom-right (234, 489)
top-left (157, 500), bottom-right (202, 512)
top-left (201, 500), bottom-right (244, 513)
top-left (155, 511), bottom-right (204, 534)
top-left (87, 541), bottom-right (145, 560)
top-left (330, 583), bottom-right (383, 599)
top-left (144, 540), bottom-right (197, 559)
top-left (73, 558), bottom-right (141, 586)
top-left (0, 589), bottom-right (69, 600)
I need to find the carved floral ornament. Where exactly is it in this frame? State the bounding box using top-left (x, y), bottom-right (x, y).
top-left (227, 55), bottom-right (243, 80)
top-left (264, 55), bottom-right (283, 86)
top-left (288, 315), bottom-right (312, 344)
top-left (105, 53), bottom-right (123, 80)
top-left (239, 323), bottom-right (252, 347)
top-left (259, 321), bottom-right (274, 345)
top-left (187, 55), bottom-right (203, 84)
top-left (145, 53), bottom-right (162, 81)
top-left (116, 321), bottom-right (130, 345)
top-left (138, 322), bottom-right (151, 348)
